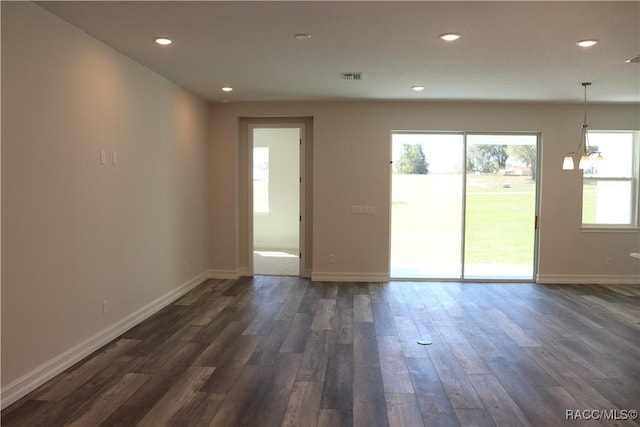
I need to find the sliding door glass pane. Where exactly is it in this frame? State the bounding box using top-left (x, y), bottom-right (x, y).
top-left (391, 133), bottom-right (463, 278)
top-left (464, 134), bottom-right (537, 279)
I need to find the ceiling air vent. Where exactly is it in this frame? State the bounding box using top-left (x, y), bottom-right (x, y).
top-left (625, 55), bottom-right (640, 63)
top-left (341, 72), bottom-right (364, 81)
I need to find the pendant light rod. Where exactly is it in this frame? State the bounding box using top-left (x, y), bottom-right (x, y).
top-left (563, 82), bottom-right (598, 170)
top-left (580, 82), bottom-right (591, 155)
top-left (578, 82), bottom-right (592, 169)
top-left (572, 82), bottom-right (591, 154)
top-left (581, 82), bottom-right (591, 129)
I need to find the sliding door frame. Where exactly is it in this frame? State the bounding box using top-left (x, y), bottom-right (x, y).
top-left (390, 131), bottom-right (541, 282)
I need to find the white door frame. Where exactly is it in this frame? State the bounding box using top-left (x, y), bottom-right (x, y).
top-left (248, 123), bottom-right (305, 276)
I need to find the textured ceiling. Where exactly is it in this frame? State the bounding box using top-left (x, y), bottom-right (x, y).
top-left (38, 1), bottom-right (640, 103)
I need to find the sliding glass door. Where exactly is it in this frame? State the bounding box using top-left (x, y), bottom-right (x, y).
top-left (391, 132), bottom-right (538, 280)
top-left (464, 134), bottom-right (537, 279)
top-left (391, 133), bottom-right (464, 278)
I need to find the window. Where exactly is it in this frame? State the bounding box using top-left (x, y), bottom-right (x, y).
top-left (253, 147), bottom-right (270, 213)
top-left (582, 131), bottom-right (639, 227)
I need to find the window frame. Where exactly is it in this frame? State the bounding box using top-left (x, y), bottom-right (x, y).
top-left (581, 130), bottom-right (639, 230)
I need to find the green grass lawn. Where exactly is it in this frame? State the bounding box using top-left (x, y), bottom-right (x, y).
top-left (391, 174), bottom-right (536, 277)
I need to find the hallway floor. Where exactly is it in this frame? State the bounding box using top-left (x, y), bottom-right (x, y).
top-left (254, 249), bottom-right (299, 276)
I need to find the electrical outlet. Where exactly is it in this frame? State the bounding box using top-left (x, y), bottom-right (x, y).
top-left (103, 300), bottom-right (109, 315)
top-left (605, 257), bottom-right (612, 266)
top-left (329, 254), bottom-right (336, 264)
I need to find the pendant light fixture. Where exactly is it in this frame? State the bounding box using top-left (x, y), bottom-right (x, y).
top-left (562, 82), bottom-right (603, 170)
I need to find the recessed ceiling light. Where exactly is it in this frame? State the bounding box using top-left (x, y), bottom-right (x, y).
top-left (625, 55), bottom-right (640, 63)
top-left (439, 33), bottom-right (461, 42)
top-left (411, 86), bottom-right (425, 92)
top-left (221, 86), bottom-right (233, 92)
top-left (576, 39), bottom-right (598, 47)
top-left (294, 33), bottom-right (311, 40)
top-left (154, 37), bottom-right (173, 46)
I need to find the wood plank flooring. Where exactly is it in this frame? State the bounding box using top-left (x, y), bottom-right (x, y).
top-left (2, 277), bottom-right (639, 426)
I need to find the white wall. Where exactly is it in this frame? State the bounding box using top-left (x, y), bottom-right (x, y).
top-left (253, 128), bottom-right (300, 250)
top-left (210, 102), bottom-right (640, 283)
top-left (1, 2), bottom-right (210, 404)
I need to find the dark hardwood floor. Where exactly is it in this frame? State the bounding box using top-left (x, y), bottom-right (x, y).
top-left (2, 277), bottom-right (639, 426)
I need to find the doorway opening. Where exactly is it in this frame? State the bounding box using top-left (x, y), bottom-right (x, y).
top-left (251, 126), bottom-right (302, 276)
top-left (390, 132), bottom-right (539, 280)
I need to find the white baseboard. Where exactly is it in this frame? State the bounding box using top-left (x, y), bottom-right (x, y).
top-left (311, 271), bottom-right (390, 283)
top-left (0, 272), bottom-right (209, 410)
top-left (536, 274), bottom-right (640, 285)
top-left (207, 269), bottom-right (240, 279)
